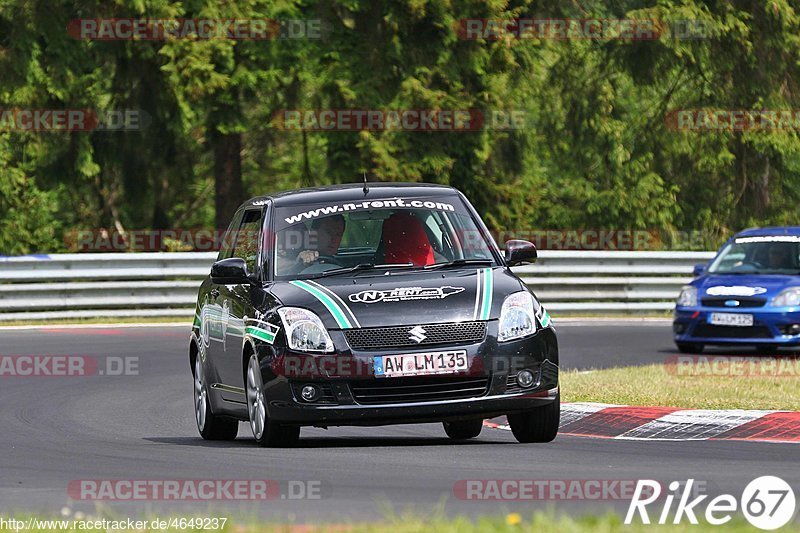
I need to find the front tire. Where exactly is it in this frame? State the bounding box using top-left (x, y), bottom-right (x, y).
top-left (507, 394), bottom-right (560, 443)
top-left (443, 419), bottom-right (483, 440)
top-left (194, 355), bottom-right (238, 440)
top-left (246, 355), bottom-right (300, 447)
top-left (676, 342), bottom-right (704, 354)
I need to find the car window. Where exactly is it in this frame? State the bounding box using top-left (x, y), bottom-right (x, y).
top-left (272, 196), bottom-right (496, 279)
top-left (424, 212), bottom-right (444, 246)
top-left (418, 210), bottom-right (450, 259)
top-left (340, 217), bottom-right (383, 252)
top-left (217, 209), bottom-right (244, 261)
top-left (708, 237), bottom-right (800, 274)
top-left (231, 209), bottom-right (263, 275)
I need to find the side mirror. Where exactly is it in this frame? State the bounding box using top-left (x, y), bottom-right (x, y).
top-left (211, 257), bottom-right (250, 285)
top-left (692, 263), bottom-right (707, 277)
top-left (504, 240), bottom-right (538, 267)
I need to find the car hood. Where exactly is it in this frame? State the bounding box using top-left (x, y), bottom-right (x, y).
top-left (271, 266), bottom-right (525, 329)
top-left (693, 274), bottom-right (800, 300)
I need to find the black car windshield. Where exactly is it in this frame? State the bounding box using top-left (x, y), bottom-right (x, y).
top-left (707, 236), bottom-right (800, 274)
top-left (272, 196), bottom-right (496, 279)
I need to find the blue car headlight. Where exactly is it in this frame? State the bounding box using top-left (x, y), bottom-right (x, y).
top-left (772, 288), bottom-right (800, 307)
top-left (676, 286), bottom-right (697, 307)
top-left (277, 307), bottom-right (335, 353)
top-left (498, 291), bottom-right (540, 342)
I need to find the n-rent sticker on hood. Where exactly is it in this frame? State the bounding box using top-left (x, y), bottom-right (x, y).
top-left (349, 286), bottom-right (465, 304)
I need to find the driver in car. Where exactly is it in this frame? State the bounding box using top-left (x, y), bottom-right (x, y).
top-left (296, 214), bottom-right (346, 266)
top-left (767, 244), bottom-right (793, 270)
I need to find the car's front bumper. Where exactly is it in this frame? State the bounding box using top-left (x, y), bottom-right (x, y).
top-left (268, 383), bottom-right (559, 426)
top-left (673, 306), bottom-right (800, 345)
top-left (262, 323), bottom-right (559, 426)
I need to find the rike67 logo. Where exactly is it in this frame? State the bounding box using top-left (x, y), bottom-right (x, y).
top-left (626, 476), bottom-right (796, 530)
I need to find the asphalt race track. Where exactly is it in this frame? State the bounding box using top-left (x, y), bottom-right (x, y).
top-left (0, 322), bottom-right (797, 522)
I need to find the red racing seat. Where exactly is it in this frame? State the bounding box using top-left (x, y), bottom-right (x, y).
top-left (380, 212), bottom-right (435, 266)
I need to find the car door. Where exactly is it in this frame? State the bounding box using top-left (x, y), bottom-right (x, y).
top-left (203, 209), bottom-right (243, 389)
top-left (218, 207), bottom-right (265, 395)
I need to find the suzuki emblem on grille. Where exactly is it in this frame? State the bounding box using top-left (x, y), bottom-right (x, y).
top-left (409, 326), bottom-right (427, 343)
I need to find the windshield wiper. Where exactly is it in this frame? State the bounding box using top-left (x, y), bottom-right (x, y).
top-left (317, 262), bottom-right (415, 277)
top-left (424, 258), bottom-right (494, 270)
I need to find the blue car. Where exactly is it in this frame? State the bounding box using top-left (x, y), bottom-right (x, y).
top-left (674, 227), bottom-right (800, 353)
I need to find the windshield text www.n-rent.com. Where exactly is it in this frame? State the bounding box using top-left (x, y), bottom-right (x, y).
top-left (284, 198), bottom-right (456, 224)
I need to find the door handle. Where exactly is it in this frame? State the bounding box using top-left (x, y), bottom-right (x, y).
top-left (210, 288), bottom-right (220, 298)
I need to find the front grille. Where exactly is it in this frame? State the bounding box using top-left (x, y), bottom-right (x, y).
top-left (701, 297), bottom-right (766, 308)
top-left (350, 376), bottom-right (489, 404)
top-left (692, 324), bottom-right (773, 339)
top-left (343, 321), bottom-right (486, 351)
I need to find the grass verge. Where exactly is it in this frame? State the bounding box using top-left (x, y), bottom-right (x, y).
top-left (562, 362), bottom-right (800, 410)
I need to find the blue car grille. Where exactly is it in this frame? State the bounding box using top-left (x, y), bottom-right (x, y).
top-left (700, 297), bottom-right (766, 308)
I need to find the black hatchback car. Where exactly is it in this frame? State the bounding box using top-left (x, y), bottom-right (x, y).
top-left (190, 183), bottom-right (559, 446)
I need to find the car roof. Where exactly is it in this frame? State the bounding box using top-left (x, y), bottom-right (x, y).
top-left (242, 182), bottom-right (461, 208)
top-left (733, 226), bottom-right (800, 239)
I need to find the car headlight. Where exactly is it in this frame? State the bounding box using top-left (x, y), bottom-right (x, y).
top-left (772, 288), bottom-right (800, 307)
top-left (676, 286), bottom-right (697, 307)
top-left (277, 307), bottom-right (334, 353)
top-left (498, 291), bottom-right (539, 342)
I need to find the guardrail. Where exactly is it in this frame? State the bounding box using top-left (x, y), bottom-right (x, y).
top-left (514, 251), bottom-right (715, 312)
top-left (0, 251), bottom-right (715, 321)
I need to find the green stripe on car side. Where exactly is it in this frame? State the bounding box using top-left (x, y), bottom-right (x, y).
top-left (479, 267), bottom-right (493, 320)
top-left (290, 280), bottom-right (353, 329)
top-left (245, 326), bottom-right (276, 344)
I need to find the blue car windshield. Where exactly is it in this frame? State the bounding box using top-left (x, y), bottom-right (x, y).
top-left (708, 237), bottom-right (800, 274)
